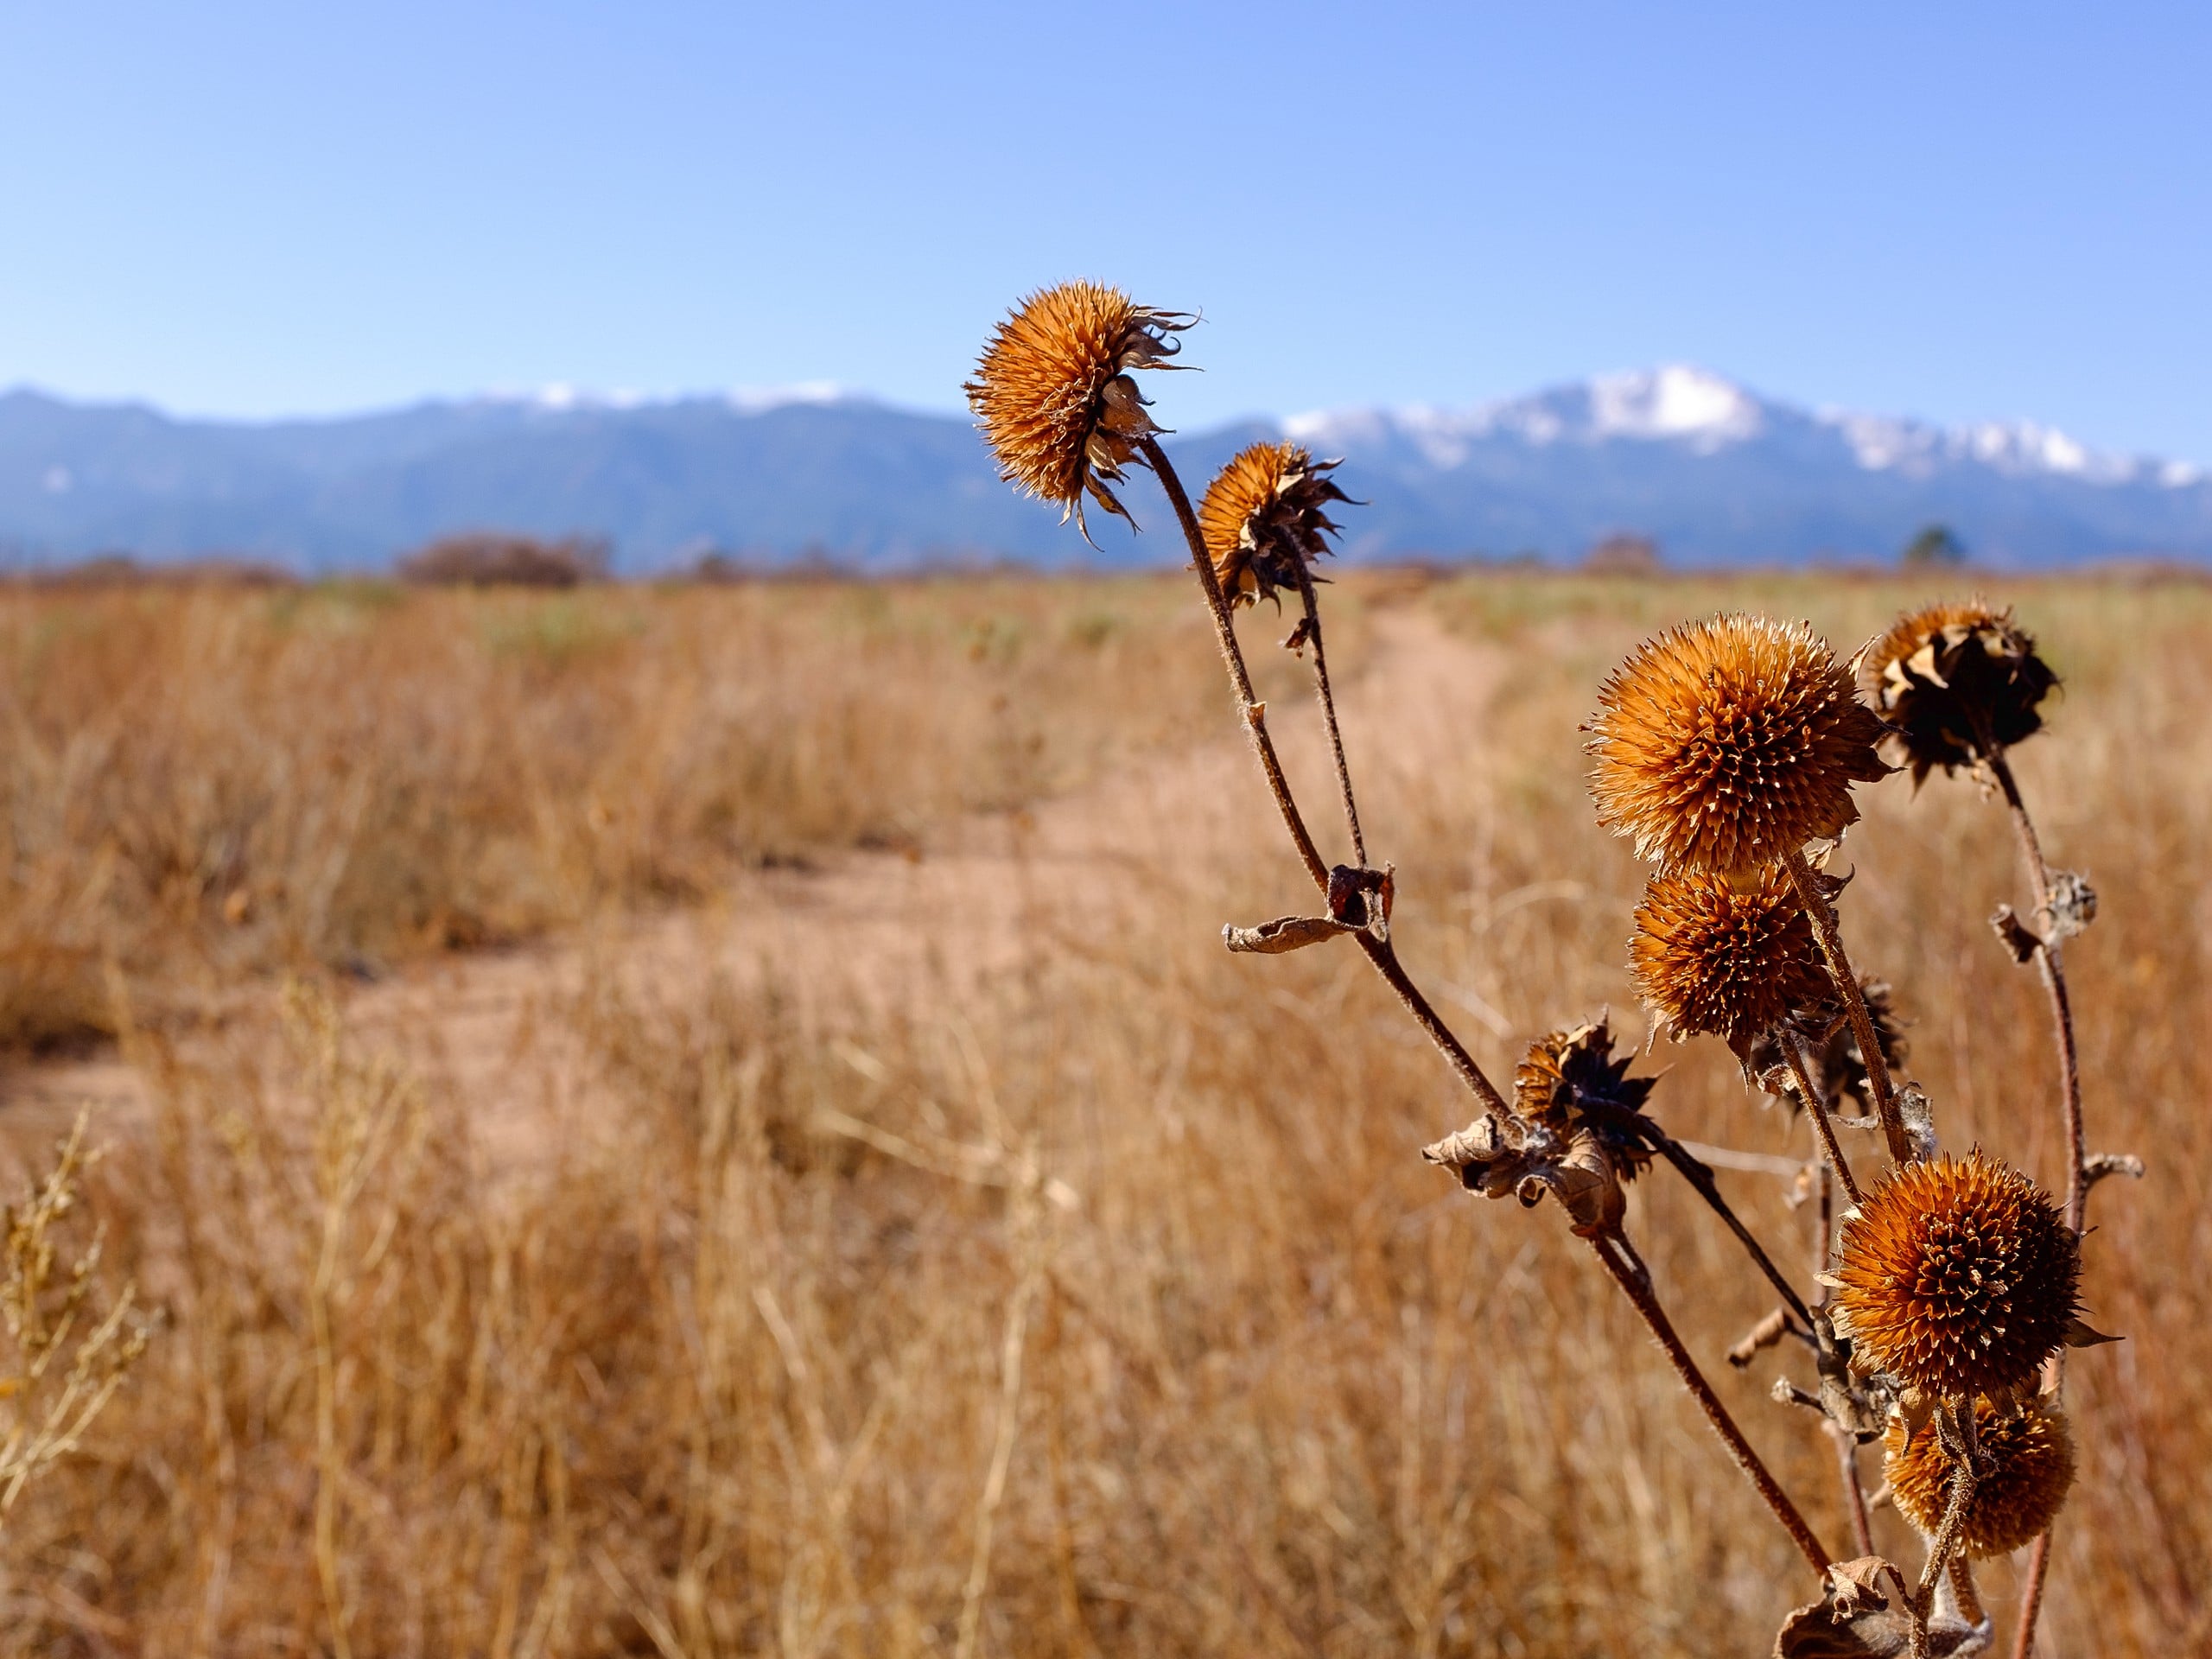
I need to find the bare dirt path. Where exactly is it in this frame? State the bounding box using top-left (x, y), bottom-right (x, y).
top-left (0, 601), bottom-right (1506, 1170)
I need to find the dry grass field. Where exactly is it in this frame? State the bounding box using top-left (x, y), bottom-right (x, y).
top-left (0, 568), bottom-right (2203, 1656)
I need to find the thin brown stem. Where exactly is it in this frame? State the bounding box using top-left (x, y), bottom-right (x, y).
top-left (1986, 750), bottom-right (2088, 1659)
top-left (1354, 933), bottom-right (1511, 1117)
top-left (1291, 560), bottom-right (1366, 867)
top-left (1591, 1233), bottom-right (1831, 1578)
top-left (2011, 1533), bottom-right (2054, 1659)
top-left (1910, 1448), bottom-right (1980, 1659)
top-left (1783, 847), bottom-right (1914, 1166)
top-left (1650, 1135), bottom-right (1813, 1327)
top-left (1832, 1425), bottom-right (1876, 1559)
top-left (1949, 1557), bottom-right (1986, 1629)
top-left (1986, 751), bottom-right (2085, 1232)
top-left (1142, 435), bottom-right (1513, 1121)
top-left (1777, 1026), bottom-right (1865, 1205)
top-left (1141, 435), bottom-right (1330, 893)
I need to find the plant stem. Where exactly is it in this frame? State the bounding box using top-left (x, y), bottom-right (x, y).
top-left (1777, 1026), bottom-right (1865, 1205)
top-left (1354, 932), bottom-right (1513, 1116)
top-left (1985, 750), bottom-right (2088, 1659)
top-left (1832, 1424), bottom-right (1875, 1559)
top-left (1783, 847), bottom-right (1914, 1166)
top-left (1986, 752), bottom-right (2085, 1233)
top-left (1591, 1233), bottom-right (1831, 1578)
top-left (1649, 1134), bottom-right (1813, 1328)
top-left (1141, 435), bottom-right (1331, 893)
top-left (1291, 559), bottom-right (1366, 867)
top-left (1141, 435), bottom-right (1511, 1120)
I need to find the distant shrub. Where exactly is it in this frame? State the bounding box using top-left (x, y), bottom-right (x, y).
top-left (1583, 532), bottom-right (1662, 575)
top-left (15, 554), bottom-right (296, 589)
top-left (397, 532), bottom-right (611, 588)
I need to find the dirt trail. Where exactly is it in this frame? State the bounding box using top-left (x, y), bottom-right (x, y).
top-left (0, 602), bottom-right (1506, 1168)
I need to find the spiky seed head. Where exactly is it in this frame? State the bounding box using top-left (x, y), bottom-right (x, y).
top-left (1831, 1151), bottom-right (2080, 1399)
top-left (1859, 600), bottom-right (2058, 784)
top-left (1196, 442), bottom-right (1352, 608)
top-left (964, 282), bottom-right (1192, 531)
top-left (1514, 1017), bottom-right (1660, 1181)
top-left (1884, 1399), bottom-right (2076, 1557)
top-left (1586, 614), bottom-right (1891, 875)
top-left (1745, 977), bottom-right (1907, 1116)
top-left (1630, 868), bottom-right (1832, 1059)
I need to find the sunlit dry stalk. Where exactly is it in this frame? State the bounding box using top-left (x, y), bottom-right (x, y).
top-left (1778, 1025), bottom-right (1862, 1205)
top-left (1591, 1234), bottom-right (1831, 1575)
top-left (1783, 848), bottom-right (1914, 1165)
top-left (1139, 432), bottom-right (1511, 1119)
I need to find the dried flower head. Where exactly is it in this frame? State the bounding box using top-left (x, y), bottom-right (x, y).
top-left (1858, 601), bottom-right (2058, 784)
top-left (1515, 1017), bottom-right (1660, 1180)
top-left (1884, 1399), bottom-right (2076, 1557)
top-left (1587, 614), bottom-right (1891, 875)
top-left (1746, 978), bottom-right (1907, 1116)
top-left (1630, 868), bottom-right (1833, 1060)
top-left (1829, 1151), bottom-right (2080, 1399)
top-left (964, 282), bottom-right (1192, 531)
top-left (1196, 442), bottom-right (1352, 607)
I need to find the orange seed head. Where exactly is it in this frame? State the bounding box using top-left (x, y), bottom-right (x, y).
top-left (1586, 614), bottom-right (1890, 875)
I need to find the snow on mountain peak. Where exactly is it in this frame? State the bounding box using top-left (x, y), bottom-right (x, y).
top-left (1587, 365), bottom-right (1764, 449)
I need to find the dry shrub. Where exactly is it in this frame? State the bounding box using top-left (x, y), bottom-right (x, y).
top-left (0, 579), bottom-right (1234, 1043)
top-left (397, 535), bottom-right (612, 589)
top-left (0, 572), bottom-right (2202, 1654)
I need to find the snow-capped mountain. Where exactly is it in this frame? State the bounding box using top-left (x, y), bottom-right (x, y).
top-left (1, 369), bottom-right (2206, 570)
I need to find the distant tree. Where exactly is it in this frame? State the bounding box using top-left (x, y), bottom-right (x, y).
top-left (1584, 533), bottom-right (1662, 576)
top-left (1901, 524), bottom-right (1967, 570)
top-left (397, 533), bottom-right (611, 588)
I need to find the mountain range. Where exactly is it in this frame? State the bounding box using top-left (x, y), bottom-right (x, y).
top-left (2, 367), bottom-right (2207, 571)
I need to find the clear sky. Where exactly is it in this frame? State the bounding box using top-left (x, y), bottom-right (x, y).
top-left (2, 2), bottom-right (2208, 460)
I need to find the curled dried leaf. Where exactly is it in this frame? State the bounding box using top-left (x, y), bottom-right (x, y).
top-left (2084, 1151), bottom-right (2145, 1189)
top-left (1421, 1116), bottom-right (1627, 1238)
top-left (1989, 903), bottom-right (2043, 964)
top-left (1222, 915), bottom-right (1359, 956)
top-left (2044, 869), bottom-right (2097, 941)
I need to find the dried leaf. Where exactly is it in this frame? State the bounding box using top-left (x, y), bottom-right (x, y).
top-left (1222, 914), bottom-right (1357, 955)
top-left (2084, 1151), bottom-right (2145, 1188)
top-left (1989, 903), bottom-right (2043, 964)
top-left (2043, 869), bottom-right (2097, 941)
top-left (1773, 1559), bottom-right (1988, 1659)
top-left (2063, 1317), bottom-right (2122, 1349)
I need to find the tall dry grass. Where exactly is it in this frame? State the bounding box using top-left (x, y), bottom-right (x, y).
top-left (0, 571), bottom-right (2203, 1655)
top-left (0, 576), bottom-right (1232, 1049)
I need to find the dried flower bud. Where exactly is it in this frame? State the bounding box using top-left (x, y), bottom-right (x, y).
top-left (1587, 614), bottom-right (1891, 876)
top-left (1515, 1017), bottom-right (1660, 1180)
top-left (1829, 1151), bottom-right (2080, 1400)
top-left (965, 282), bottom-right (1192, 531)
top-left (1858, 600), bottom-right (2058, 784)
top-left (1746, 979), bottom-right (1907, 1116)
top-left (1422, 1111), bottom-right (1626, 1238)
top-left (1630, 868), bottom-right (1833, 1061)
top-left (1196, 442), bottom-right (1352, 608)
top-left (1884, 1399), bottom-right (2075, 1557)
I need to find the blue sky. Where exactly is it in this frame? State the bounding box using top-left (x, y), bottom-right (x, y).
top-left (2, 2), bottom-right (2208, 459)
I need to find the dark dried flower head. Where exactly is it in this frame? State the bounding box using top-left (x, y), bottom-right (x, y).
top-left (1830, 1151), bottom-right (2080, 1399)
top-left (1747, 978), bottom-right (1907, 1116)
top-left (1631, 868), bottom-right (1833, 1059)
top-left (1858, 600), bottom-right (2058, 784)
top-left (1885, 1399), bottom-right (2075, 1557)
top-left (1515, 1017), bottom-right (1660, 1180)
top-left (964, 282), bottom-right (1192, 531)
top-left (1587, 614), bottom-right (1891, 875)
top-left (1197, 442), bottom-right (1352, 607)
